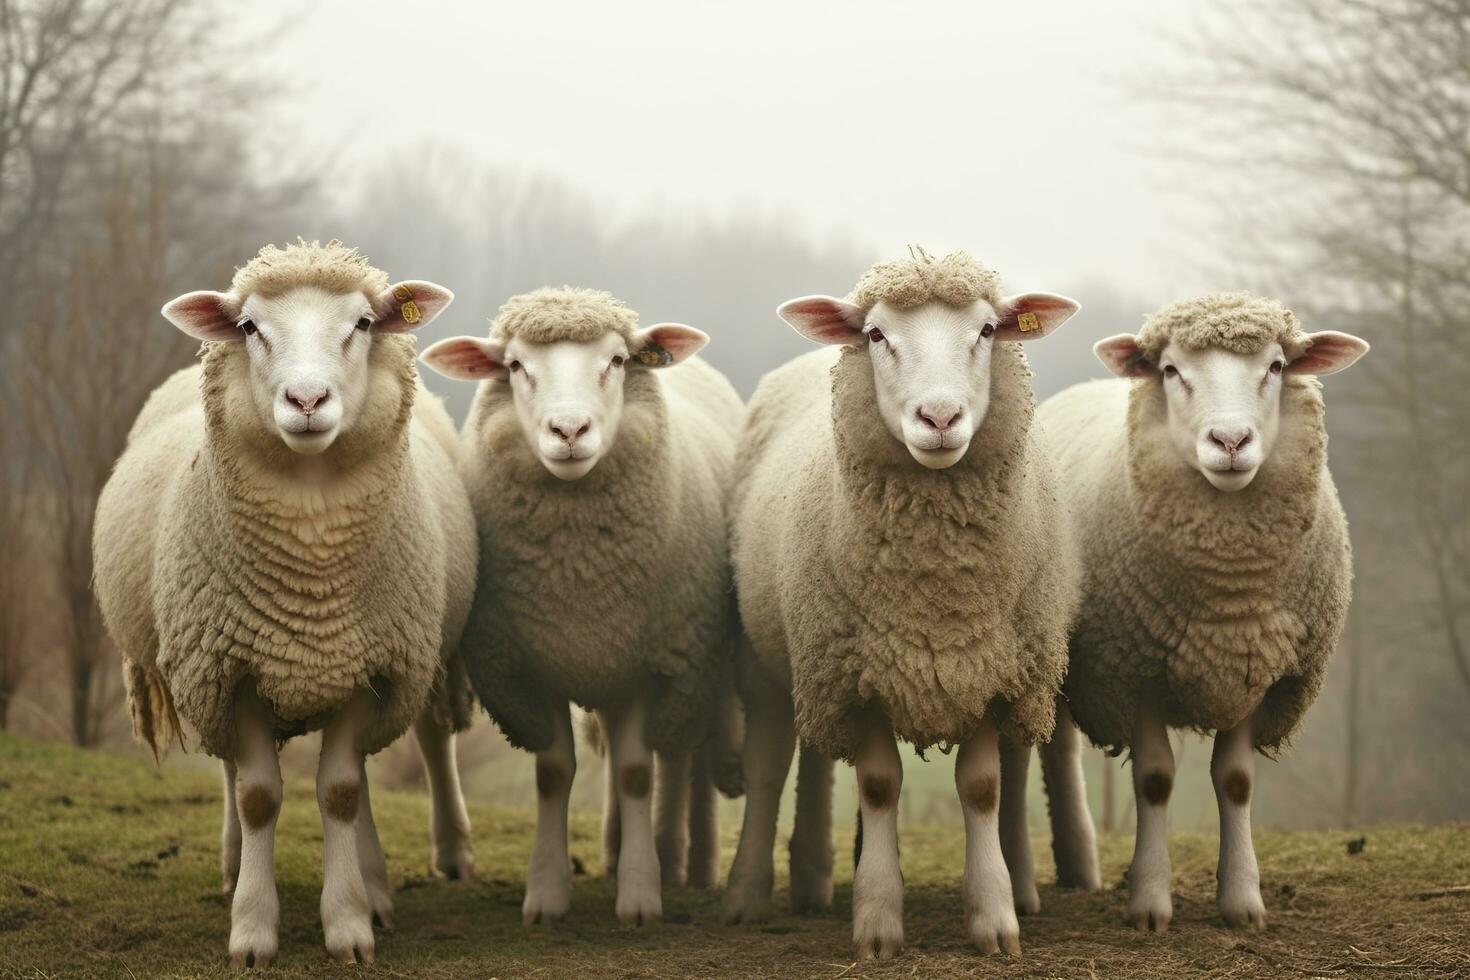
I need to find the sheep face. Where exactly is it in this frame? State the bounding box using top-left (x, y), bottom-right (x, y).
top-left (778, 292), bottom-right (1079, 469)
top-left (161, 280), bottom-right (454, 455)
top-left (421, 323), bottom-right (709, 480)
top-left (1095, 330), bottom-right (1369, 491)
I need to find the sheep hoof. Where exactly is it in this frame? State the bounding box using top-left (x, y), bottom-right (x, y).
top-left (433, 842), bottom-right (476, 882)
top-left (1218, 883), bottom-right (1267, 931)
top-left (615, 868), bottom-right (663, 927)
top-left (1126, 905), bottom-right (1172, 934)
top-left (1013, 884), bottom-right (1042, 916)
top-left (853, 921), bottom-right (904, 961)
top-left (324, 924), bottom-right (375, 966)
top-left (228, 890), bottom-right (278, 970)
top-left (521, 887), bottom-right (571, 926)
top-left (789, 867), bottom-right (833, 915)
top-left (721, 872), bottom-right (774, 924)
top-left (967, 904), bottom-right (1022, 955)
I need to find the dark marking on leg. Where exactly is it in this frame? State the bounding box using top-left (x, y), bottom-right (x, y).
top-left (536, 760), bottom-right (566, 798)
top-left (964, 774), bottom-right (999, 814)
top-left (1141, 771), bottom-right (1172, 806)
top-left (324, 781), bottom-right (360, 823)
top-left (1223, 769), bottom-right (1251, 806)
top-left (238, 785), bottom-right (278, 830)
top-left (861, 775), bottom-right (894, 809)
top-left (620, 763), bottom-right (651, 799)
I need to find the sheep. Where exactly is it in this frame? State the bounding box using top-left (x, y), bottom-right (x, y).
top-left (724, 249), bottom-right (1082, 959)
top-left (420, 286), bottom-right (743, 926)
top-left (92, 240), bottom-right (478, 967)
top-left (1006, 291), bottom-right (1368, 933)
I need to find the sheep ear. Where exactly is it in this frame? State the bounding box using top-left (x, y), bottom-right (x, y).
top-left (162, 291), bottom-right (242, 342)
top-left (420, 336), bottom-right (507, 381)
top-left (994, 292), bottom-right (1080, 341)
top-left (1288, 330), bottom-right (1369, 376)
top-left (777, 295), bottom-right (866, 346)
top-left (374, 280), bottom-right (454, 333)
top-left (1094, 334), bottom-right (1153, 378)
top-left (627, 323), bottom-right (708, 368)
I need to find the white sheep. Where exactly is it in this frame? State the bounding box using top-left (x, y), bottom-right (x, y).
top-left (725, 250), bottom-right (1081, 959)
top-left (421, 286), bottom-right (743, 926)
top-left (92, 240), bottom-right (478, 966)
top-left (1006, 292), bottom-right (1368, 932)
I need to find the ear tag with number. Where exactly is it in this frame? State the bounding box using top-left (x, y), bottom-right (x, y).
top-left (393, 284), bottom-right (421, 325)
top-left (634, 344), bottom-right (673, 366)
top-left (1017, 311), bottom-right (1040, 333)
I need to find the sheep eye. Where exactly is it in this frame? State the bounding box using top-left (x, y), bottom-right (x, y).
top-left (1163, 365), bottom-right (1179, 378)
top-left (611, 355), bottom-right (624, 368)
top-left (509, 360), bottom-right (523, 373)
top-left (867, 327), bottom-right (886, 344)
top-left (356, 317), bottom-right (372, 331)
top-left (1269, 360), bottom-right (1284, 375)
top-left (239, 320), bottom-right (257, 336)
top-left (980, 323), bottom-right (996, 338)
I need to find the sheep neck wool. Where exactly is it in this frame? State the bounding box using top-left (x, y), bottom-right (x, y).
top-left (152, 334), bottom-right (443, 755)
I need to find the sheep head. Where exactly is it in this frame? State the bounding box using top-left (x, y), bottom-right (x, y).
top-left (1095, 292), bottom-right (1368, 492)
top-left (161, 240), bottom-right (452, 456)
top-left (779, 249), bottom-right (1078, 470)
top-left (421, 287), bottom-right (707, 481)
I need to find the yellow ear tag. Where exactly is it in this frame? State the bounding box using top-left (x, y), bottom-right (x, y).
top-left (634, 345), bottom-right (673, 366)
top-left (1017, 311), bottom-right (1040, 333)
top-left (392, 284), bottom-right (421, 325)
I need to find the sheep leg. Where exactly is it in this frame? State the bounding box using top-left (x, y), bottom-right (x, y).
top-left (958, 719), bottom-right (1022, 955)
top-left (316, 688), bottom-right (377, 964)
top-left (997, 735), bottom-right (1040, 915)
top-left (789, 744), bottom-right (835, 914)
top-left (221, 760), bottom-right (241, 896)
top-left (1040, 701), bottom-right (1102, 891)
top-left (685, 744), bottom-right (720, 890)
top-left (354, 758), bottom-right (393, 929)
top-left (1126, 703), bottom-right (1174, 933)
top-left (600, 746), bottom-right (620, 877)
top-left (653, 748), bottom-right (693, 888)
top-left (602, 698), bottom-right (662, 925)
top-left (413, 710), bottom-right (475, 880)
top-left (523, 701), bottom-right (575, 925)
top-left (852, 715), bottom-right (904, 960)
top-left (1212, 715), bottom-right (1265, 930)
top-left (721, 680), bottom-right (796, 924)
top-left (227, 686), bottom-right (281, 969)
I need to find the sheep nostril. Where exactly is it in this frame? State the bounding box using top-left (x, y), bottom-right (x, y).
top-left (576, 422), bottom-right (590, 438)
top-left (285, 388), bottom-right (328, 414)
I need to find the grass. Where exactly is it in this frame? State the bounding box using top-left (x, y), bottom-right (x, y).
top-left (1, 734), bottom-right (1468, 979)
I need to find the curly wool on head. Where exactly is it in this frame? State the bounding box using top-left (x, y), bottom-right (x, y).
top-left (1135, 291), bottom-right (1309, 362)
top-left (229, 238), bottom-right (391, 300)
top-left (848, 249), bottom-right (1003, 313)
top-left (492, 287), bottom-right (639, 345)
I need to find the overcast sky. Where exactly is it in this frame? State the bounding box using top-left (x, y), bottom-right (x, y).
top-left (259, 0), bottom-right (1214, 303)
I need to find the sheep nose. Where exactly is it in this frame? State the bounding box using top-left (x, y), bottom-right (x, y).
top-left (284, 385), bottom-right (329, 415)
top-left (547, 414), bottom-right (592, 444)
top-left (917, 405), bottom-right (962, 432)
top-left (1209, 426), bottom-right (1253, 454)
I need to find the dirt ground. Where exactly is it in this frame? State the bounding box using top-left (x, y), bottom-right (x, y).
top-left (1, 734), bottom-right (1467, 979)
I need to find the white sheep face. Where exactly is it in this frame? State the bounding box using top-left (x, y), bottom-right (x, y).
top-left (420, 324), bottom-right (709, 481)
top-left (161, 280), bottom-right (453, 455)
top-left (778, 292), bottom-right (1080, 469)
top-left (1095, 330), bottom-right (1370, 491)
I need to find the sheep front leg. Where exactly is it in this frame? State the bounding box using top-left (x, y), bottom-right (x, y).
top-left (1040, 701), bottom-right (1102, 890)
top-left (523, 702), bottom-right (575, 925)
top-left (602, 698), bottom-right (662, 925)
top-left (997, 735), bottom-right (1040, 915)
top-left (852, 715), bottom-right (904, 960)
top-left (958, 720), bottom-right (1022, 955)
top-left (228, 687), bottom-right (282, 969)
top-left (1212, 715), bottom-right (1266, 929)
top-left (354, 758), bottom-right (393, 929)
top-left (684, 744), bottom-right (720, 890)
top-left (1126, 703), bottom-right (1174, 933)
top-left (653, 748), bottom-right (693, 887)
top-left (221, 761), bottom-right (241, 896)
top-left (414, 710), bottom-right (475, 880)
top-left (789, 744), bottom-right (834, 913)
top-left (722, 677), bottom-right (796, 924)
top-left (600, 745), bottom-right (620, 877)
top-left (316, 689), bottom-right (378, 964)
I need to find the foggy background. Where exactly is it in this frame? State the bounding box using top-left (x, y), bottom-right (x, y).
top-left (2, 0), bottom-right (1466, 836)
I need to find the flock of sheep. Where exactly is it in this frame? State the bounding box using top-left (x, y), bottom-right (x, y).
top-left (91, 240), bottom-right (1369, 966)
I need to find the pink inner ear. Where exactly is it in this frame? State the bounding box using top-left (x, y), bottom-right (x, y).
top-left (162, 291), bottom-right (238, 341)
top-left (429, 339), bottom-right (499, 376)
top-left (1289, 334), bottom-right (1367, 375)
top-left (782, 299), bottom-right (861, 343)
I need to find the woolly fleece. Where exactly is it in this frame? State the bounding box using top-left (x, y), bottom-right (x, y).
top-left (732, 255), bottom-right (1077, 761)
top-left (229, 238), bottom-right (390, 301)
top-left (848, 248), bottom-right (1003, 312)
top-left (94, 254), bottom-right (475, 759)
top-left (1042, 296), bottom-right (1353, 752)
top-left (455, 289), bottom-right (743, 754)
top-left (1135, 292), bottom-right (1311, 363)
top-left (491, 287), bottom-right (638, 345)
